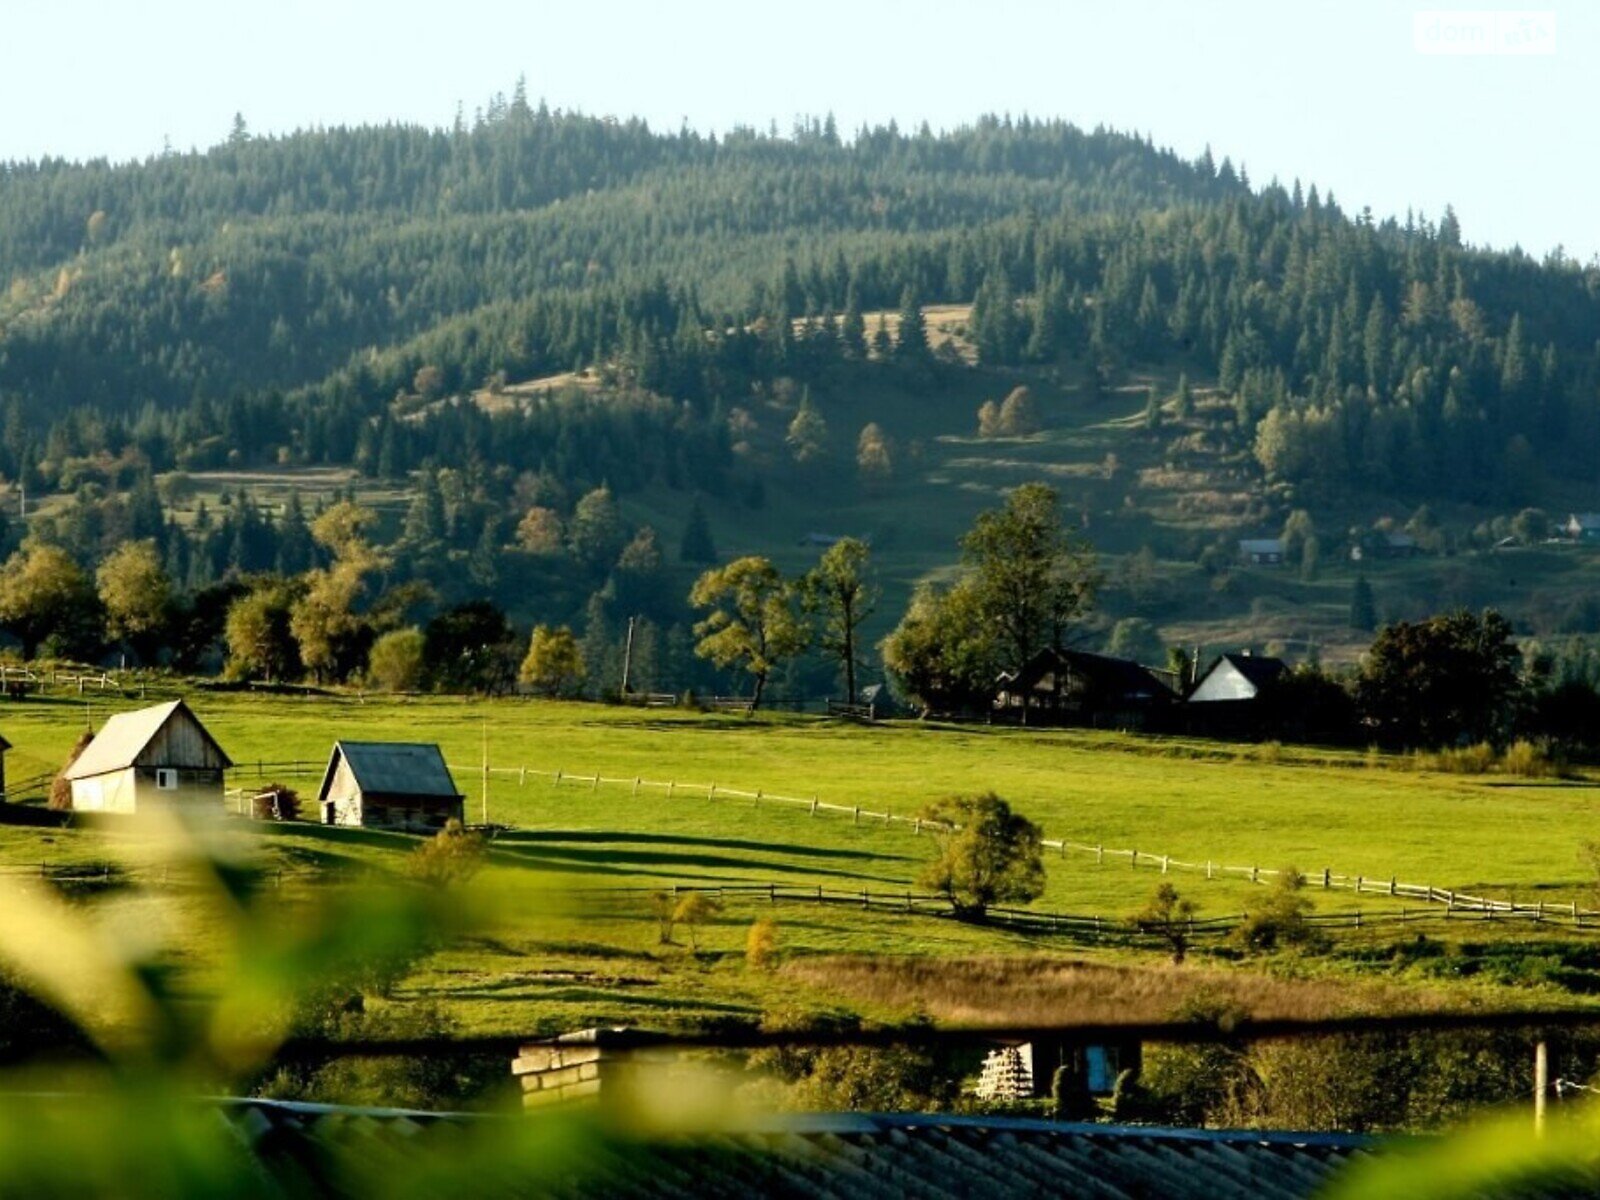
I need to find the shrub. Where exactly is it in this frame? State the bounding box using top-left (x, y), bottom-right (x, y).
top-left (1501, 738), bottom-right (1562, 779)
top-left (1232, 867), bottom-right (1324, 954)
top-left (746, 917), bottom-right (779, 970)
top-left (1051, 1062), bottom-right (1096, 1121)
top-left (367, 627), bottom-right (426, 692)
top-left (673, 891), bottom-right (723, 952)
top-left (406, 819), bottom-right (487, 887)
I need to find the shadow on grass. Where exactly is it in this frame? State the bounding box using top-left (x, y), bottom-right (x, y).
top-left (267, 823), bottom-right (423, 852)
top-left (489, 841), bottom-right (907, 884)
top-left (498, 829), bottom-right (908, 864)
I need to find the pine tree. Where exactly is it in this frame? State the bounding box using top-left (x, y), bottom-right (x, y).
top-left (894, 287), bottom-right (928, 360)
top-left (679, 500), bottom-right (717, 564)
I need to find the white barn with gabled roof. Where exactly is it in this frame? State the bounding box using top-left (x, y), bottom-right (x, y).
top-left (63, 699), bottom-right (232, 813)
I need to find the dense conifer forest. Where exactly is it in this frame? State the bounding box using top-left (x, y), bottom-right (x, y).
top-left (3, 89), bottom-right (1600, 696)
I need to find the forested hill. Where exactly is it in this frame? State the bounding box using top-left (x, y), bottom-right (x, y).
top-left (0, 106), bottom-right (1235, 411)
top-left (1, 98), bottom-right (1598, 508)
top-left (3, 97), bottom-right (1600, 689)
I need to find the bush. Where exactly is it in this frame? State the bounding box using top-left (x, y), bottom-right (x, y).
top-left (406, 819), bottom-right (487, 887)
top-left (1232, 866), bottom-right (1324, 954)
top-left (250, 783), bottom-right (300, 821)
top-left (1501, 738), bottom-right (1562, 778)
top-left (746, 917), bottom-right (778, 970)
top-left (367, 627), bottom-right (427, 692)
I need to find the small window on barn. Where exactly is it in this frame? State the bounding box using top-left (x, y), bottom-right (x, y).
top-left (155, 769), bottom-right (178, 790)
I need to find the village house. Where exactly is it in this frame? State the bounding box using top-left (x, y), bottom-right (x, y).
top-left (316, 741), bottom-right (464, 831)
top-left (1566, 513), bottom-right (1600, 543)
top-left (1238, 537), bottom-right (1284, 566)
top-left (993, 648), bottom-right (1176, 729)
top-left (63, 699), bottom-right (231, 813)
top-left (1185, 651), bottom-right (1291, 738)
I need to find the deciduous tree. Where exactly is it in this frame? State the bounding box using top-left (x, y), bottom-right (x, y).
top-left (689, 556), bottom-right (807, 711)
top-left (917, 792), bottom-right (1045, 918)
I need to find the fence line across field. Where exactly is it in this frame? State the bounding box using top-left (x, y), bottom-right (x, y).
top-left (361, 760), bottom-right (1598, 924)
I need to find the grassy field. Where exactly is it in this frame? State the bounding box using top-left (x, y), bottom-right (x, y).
top-left (6, 691), bottom-right (1600, 1035)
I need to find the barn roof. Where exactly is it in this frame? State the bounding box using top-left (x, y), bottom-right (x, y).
top-left (63, 700), bottom-right (232, 780)
top-left (1001, 648), bottom-right (1175, 703)
top-left (1215, 652), bottom-right (1290, 690)
top-left (319, 741), bottom-right (461, 802)
top-left (215, 1099), bottom-right (1374, 1198)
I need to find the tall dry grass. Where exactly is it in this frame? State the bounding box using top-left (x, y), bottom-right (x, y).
top-left (783, 955), bottom-right (1453, 1027)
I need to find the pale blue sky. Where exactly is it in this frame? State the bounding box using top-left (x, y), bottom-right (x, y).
top-left (5, 1), bottom-right (1593, 260)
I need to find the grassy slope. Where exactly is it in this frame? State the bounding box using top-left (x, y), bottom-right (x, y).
top-left (6, 692), bottom-right (1600, 1033)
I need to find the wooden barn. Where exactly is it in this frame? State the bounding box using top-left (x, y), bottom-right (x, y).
top-left (993, 648), bottom-right (1176, 729)
top-left (316, 741), bottom-right (464, 831)
top-left (63, 699), bottom-right (232, 813)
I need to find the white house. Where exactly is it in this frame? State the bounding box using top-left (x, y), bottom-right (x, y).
top-left (64, 700), bottom-right (232, 813)
top-left (1188, 652), bottom-right (1289, 703)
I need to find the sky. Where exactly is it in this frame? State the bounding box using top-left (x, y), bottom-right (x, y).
top-left (3, 0), bottom-right (1593, 260)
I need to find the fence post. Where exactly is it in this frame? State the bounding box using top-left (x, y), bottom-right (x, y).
top-left (1096, 844), bottom-right (1104, 865)
top-left (668, 780), bottom-right (675, 799)
top-left (591, 774), bottom-right (599, 792)
top-left (1131, 849), bottom-right (1138, 870)
top-left (633, 777), bottom-right (640, 798)
top-left (811, 797), bottom-right (818, 816)
top-left (1322, 868), bottom-right (1331, 889)
top-left (708, 783), bottom-right (716, 801)
top-left (1356, 875), bottom-right (1363, 894)
top-left (1389, 876), bottom-right (1397, 896)
top-left (1251, 865), bottom-right (1259, 884)
top-left (769, 884), bottom-right (775, 905)
top-left (519, 767), bottom-right (526, 786)
top-left (554, 770), bottom-right (562, 788)
top-left (1206, 861), bottom-right (1213, 880)
top-left (853, 806), bottom-right (860, 825)
top-left (1161, 855), bottom-right (1169, 875)
top-left (914, 818), bottom-right (921, 835)
top-left (1059, 840), bottom-right (1066, 858)
top-left (755, 789), bottom-right (762, 808)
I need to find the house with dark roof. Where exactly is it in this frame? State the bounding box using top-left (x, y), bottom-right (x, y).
top-left (316, 741), bottom-right (464, 830)
top-left (1239, 537), bottom-right (1285, 565)
top-left (994, 648), bottom-right (1177, 729)
top-left (63, 699), bottom-right (231, 813)
top-left (1188, 652), bottom-right (1290, 704)
top-left (1567, 513), bottom-right (1600, 543)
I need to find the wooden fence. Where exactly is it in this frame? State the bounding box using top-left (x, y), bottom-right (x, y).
top-left (471, 763), bottom-right (1600, 924)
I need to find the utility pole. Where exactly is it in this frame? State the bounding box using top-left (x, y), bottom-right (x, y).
top-left (620, 615), bottom-right (637, 697)
top-left (1535, 1039), bottom-right (1549, 1135)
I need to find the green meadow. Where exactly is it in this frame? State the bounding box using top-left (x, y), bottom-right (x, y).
top-left (5, 690), bottom-right (1600, 1033)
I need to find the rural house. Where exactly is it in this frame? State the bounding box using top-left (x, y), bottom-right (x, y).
top-left (63, 700), bottom-right (231, 813)
top-left (1188, 652), bottom-right (1289, 704)
top-left (1566, 513), bottom-right (1600, 543)
top-left (1238, 537), bottom-right (1285, 565)
top-left (993, 648), bottom-right (1176, 729)
top-left (316, 741), bottom-right (464, 831)
top-left (1185, 652), bottom-right (1291, 737)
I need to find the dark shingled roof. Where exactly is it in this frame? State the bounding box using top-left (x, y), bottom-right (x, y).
top-left (317, 741), bottom-right (461, 802)
top-left (217, 1100), bottom-right (1378, 1199)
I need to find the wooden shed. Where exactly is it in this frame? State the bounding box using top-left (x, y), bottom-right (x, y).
top-left (63, 700), bottom-right (232, 813)
top-left (316, 741), bottom-right (464, 831)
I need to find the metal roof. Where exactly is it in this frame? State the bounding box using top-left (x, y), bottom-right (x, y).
top-left (216, 1099), bottom-right (1378, 1198)
top-left (63, 699), bottom-right (232, 780)
top-left (318, 741), bottom-right (461, 801)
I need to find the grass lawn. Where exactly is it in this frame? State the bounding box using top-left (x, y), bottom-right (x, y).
top-left (6, 690), bottom-right (1600, 1034)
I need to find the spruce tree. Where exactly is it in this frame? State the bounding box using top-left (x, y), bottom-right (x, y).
top-left (679, 500), bottom-right (717, 564)
top-left (1349, 575), bottom-right (1376, 632)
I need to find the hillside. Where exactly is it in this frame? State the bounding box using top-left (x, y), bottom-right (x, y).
top-left (4, 99), bottom-right (1600, 682)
